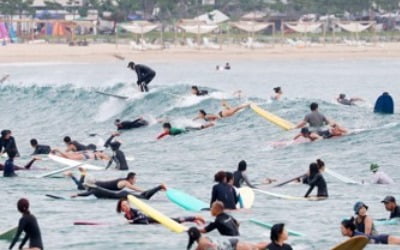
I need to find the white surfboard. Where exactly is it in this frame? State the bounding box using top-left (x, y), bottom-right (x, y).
top-left (48, 154), bottom-right (104, 171)
top-left (237, 187), bottom-right (255, 209)
top-left (36, 164), bottom-right (80, 178)
top-left (95, 91), bottom-right (128, 100)
top-left (253, 189), bottom-right (326, 201)
top-left (325, 168), bottom-right (360, 184)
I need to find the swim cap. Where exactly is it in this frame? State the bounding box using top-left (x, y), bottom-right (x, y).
top-left (370, 163), bottom-right (379, 172)
top-left (353, 201), bottom-right (368, 214)
top-left (301, 127), bottom-right (310, 135)
top-left (339, 94), bottom-right (345, 99)
top-left (127, 61), bottom-right (135, 68)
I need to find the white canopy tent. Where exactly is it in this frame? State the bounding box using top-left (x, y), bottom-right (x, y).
top-left (285, 22), bottom-right (322, 33)
top-left (333, 21), bottom-right (376, 45)
top-left (118, 21), bottom-right (162, 50)
top-left (177, 19), bottom-right (220, 48)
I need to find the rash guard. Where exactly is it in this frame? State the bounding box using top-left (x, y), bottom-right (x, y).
top-left (9, 213), bottom-right (43, 250)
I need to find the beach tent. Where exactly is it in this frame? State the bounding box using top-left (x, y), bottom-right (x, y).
top-left (231, 21), bottom-right (272, 33)
top-left (334, 21), bottom-right (376, 45)
top-left (284, 22), bottom-right (322, 33)
top-left (177, 19), bottom-right (219, 48)
top-left (119, 21), bottom-right (162, 49)
top-left (195, 10), bottom-right (229, 25)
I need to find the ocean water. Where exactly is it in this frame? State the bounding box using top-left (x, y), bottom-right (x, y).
top-left (0, 58), bottom-right (400, 250)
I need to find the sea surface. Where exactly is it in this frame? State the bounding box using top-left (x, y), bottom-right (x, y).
top-left (1, 58), bottom-right (400, 249)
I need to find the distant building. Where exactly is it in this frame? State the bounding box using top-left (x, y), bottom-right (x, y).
top-left (32, 0), bottom-right (83, 8)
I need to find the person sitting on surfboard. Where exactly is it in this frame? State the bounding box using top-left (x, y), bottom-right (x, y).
top-left (341, 218), bottom-right (400, 245)
top-left (225, 172), bottom-right (243, 208)
top-left (337, 93), bottom-right (363, 106)
top-left (210, 171), bottom-right (238, 210)
top-left (295, 102), bottom-right (331, 133)
top-left (116, 197), bottom-right (205, 225)
top-left (353, 201), bottom-right (377, 236)
top-left (157, 122), bottom-right (214, 140)
top-left (200, 201), bottom-right (239, 236)
top-left (127, 61), bottom-right (156, 93)
top-left (293, 127), bottom-right (321, 142)
top-left (104, 133), bottom-right (128, 170)
top-left (304, 162), bottom-right (328, 198)
top-left (256, 223), bottom-right (293, 250)
top-left (370, 164), bottom-right (394, 184)
top-left (233, 160), bottom-right (256, 188)
top-left (271, 87), bottom-right (283, 101)
top-left (381, 196), bottom-right (400, 219)
top-left (63, 136), bottom-right (96, 152)
top-left (114, 117), bottom-right (148, 131)
top-left (51, 148), bottom-right (110, 161)
top-left (9, 198), bottom-right (43, 250)
top-left (30, 139), bottom-right (51, 155)
top-left (191, 86), bottom-right (208, 96)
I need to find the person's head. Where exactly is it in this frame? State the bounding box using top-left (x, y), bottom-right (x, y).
top-left (162, 122), bottom-right (171, 132)
top-left (191, 86), bottom-right (199, 95)
top-left (238, 160), bottom-right (247, 172)
top-left (309, 162), bottom-right (319, 177)
top-left (225, 171), bottom-right (234, 185)
top-left (126, 172), bottom-right (136, 184)
top-left (216, 65), bottom-right (220, 70)
top-left (214, 171), bottom-right (226, 183)
top-left (210, 201), bottom-right (224, 216)
top-left (63, 136), bottom-right (72, 145)
top-left (110, 141), bottom-right (121, 151)
top-left (270, 223), bottom-right (288, 243)
top-left (17, 198), bottom-right (30, 214)
top-left (225, 62), bottom-right (230, 66)
top-left (127, 61), bottom-right (135, 69)
top-left (187, 227), bottom-right (201, 250)
top-left (353, 201), bottom-right (368, 216)
top-left (1, 129), bottom-right (11, 139)
top-left (30, 138), bottom-right (38, 148)
top-left (198, 109), bottom-right (206, 118)
top-left (301, 127), bottom-right (311, 136)
top-left (273, 87), bottom-right (282, 94)
top-left (116, 197), bottom-right (130, 213)
top-left (370, 163), bottom-right (379, 173)
top-left (382, 196), bottom-right (397, 211)
top-left (7, 150), bottom-right (17, 159)
top-left (316, 159), bottom-right (325, 171)
top-left (310, 102), bottom-right (318, 111)
top-left (341, 218), bottom-right (356, 236)
top-left (339, 93), bottom-right (345, 99)
top-left (114, 119), bottom-right (121, 126)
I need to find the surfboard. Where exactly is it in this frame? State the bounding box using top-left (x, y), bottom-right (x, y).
top-left (36, 164), bottom-right (80, 178)
top-left (325, 168), bottom-right (360, 184)
top-left (48, 154), bottom-right (104, 171)
top-left (0, 226), bottom-right (17, 241)
top-left (249, 219), bottom-right (305, 237)
top-left (127, 195), bottom-right (187, 233)
top-left (331, 236), bottom-right (369, 250)
top-left (273, 174), bottom-right (307, 187)
top-left (74, 221), bottom-right (108, 226)
top-left (374, 94), bottom-right (394, 114)
top-left (253, 189), bottom-right (326, 201)
top-left (237, 187), bottom-right (255, 209)
top-left (166, 188), bottom-right (208, 212)
top-left (95, 91), bottom-right (128, 100)
top-left (374, 218), bottom-right (400, 226)
top-left (250, 103), bottom-right (295, 131)
top-left (45, 194), bottom-right (96, 201)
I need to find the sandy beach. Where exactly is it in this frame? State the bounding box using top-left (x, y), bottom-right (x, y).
top-left (1, 42), bottom-right (400, 63)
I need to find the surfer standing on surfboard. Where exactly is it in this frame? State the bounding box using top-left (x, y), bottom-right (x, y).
top-left (127, 61), bottom-right (156, 93)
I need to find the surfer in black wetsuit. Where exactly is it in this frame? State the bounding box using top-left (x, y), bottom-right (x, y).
top-left (64, 136), bottom-right (96, 152)
top-left (104, 133), bottom-right (128, 170)
top-left (233, 160), bottom-right (256, 188)
top-left (1, 153), bottom-right (38, 175)
top-left (191, 86), bottom-right (208, 96)
top-left (257, 223), bottom-right (293, 250)
top-left (127, 61), bottom-right (156, 92)
top-left (114, 118), bottom-right (148, 130)
top-left (0, 130), bottom-right (19, 157)
top-left (200, 201), bottom-right (239, 236)
top-left (117, 197), bottom-right (206, 225)
top-left (304, 162), bottom-right (328, 198)
top-left (9, 198), bottom-right (43, 250)
top-left (30, 139), bottom-right (51, 155)
top-left (210, 171), bottom-right (238, 210)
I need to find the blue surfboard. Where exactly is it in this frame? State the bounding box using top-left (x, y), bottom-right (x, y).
top-left (166, 188), bottom-right (208, 211)
top-left (374, 93), bottom-right (394, 114)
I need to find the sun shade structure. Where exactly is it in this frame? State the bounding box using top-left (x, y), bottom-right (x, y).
top-left (177, 19), bottom-right (218, 34)
top-left (231, 21), bottom-right (272, 33)
top-left (119, 21), bottom-right (159, 34)
top-left (335, 21), bottom-right (374, 33)
top-left (285, 22), bottom-right (322, 33)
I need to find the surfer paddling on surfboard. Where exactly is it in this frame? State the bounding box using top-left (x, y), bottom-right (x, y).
top-left (116, 197), bottom-right (205, 225)
top-left (51, 148), bottom-right (110, 161)
top-left (63, 136), bottom-right (96, 152)
top-left (157, 122), bottom-right (214, 140)
top-left (127, 61), bottom-right (156, 92)
top-left (114, 117), bottom-right (148, 130)
top-left (337, 93), bottom-right (363, 106)
top-left (191, 86), bottom-right (208, 96)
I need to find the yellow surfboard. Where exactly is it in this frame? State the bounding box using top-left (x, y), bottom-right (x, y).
top-left (127, 195), bottom-right (187, 233)
top-left (331, 236), bottom-right (369, 250)
top-left (250, 103), bottom-right (295, 131)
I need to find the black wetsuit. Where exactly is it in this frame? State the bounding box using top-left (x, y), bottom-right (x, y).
top-left (0, 158), bottom-right (36, 173)
top-left (210, 183), bottom-right (238, 209)
top-left (390, 206), bottom-right (400, 219)
top-left (32, 144), bottom-right (51, 155)
top-left (204, 212), bottom-right (239, 236)
top-left (265, 242), bottom-right (293, 250)
top-left (70, 141), bottom-right (96, 152)
top-left (233, 171), bottom-right (256, 188)
top-left (3, 159), bottom-right (17, 177)
top-left (117, 118), bottom-right (148, 130)
top-left (125, 208), bottom-right (196, 225)
top-left (0, 136), bottom-right (19, 156)
top-left (135, 64), bottom-right (156, 92)
top-left (304, 173), bottom-right (328, 197)
top-left (104, 135), bottom-right (128, 170)
top-left (9, 213), bottom-right (43, 250)
top-left (196, 90), bottom-right (208, 96)
top-left (95, 178), bottom-right (125, 191)
top-left (71, 175), bottom-right (86, 190)
top-left (77, 185), bottom-right (163, 200)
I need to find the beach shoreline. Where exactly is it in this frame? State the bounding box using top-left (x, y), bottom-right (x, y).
top-left (1, 43), bottom-right (400, 63)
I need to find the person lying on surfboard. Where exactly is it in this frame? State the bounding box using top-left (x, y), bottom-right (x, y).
top-left (341, 218), bottom-right (400, 245)
top-left (304, 162), bottom-right (328, 198)
top-left (104, 133), bottom-right (129, 170)
top-left (193, 110), bottom-right (219, 122)
top-left (51, 148), bottom-right (110, 161)
top-left (157, 122), bottom-right (214, 140)
top-left (294, 123), bottom-right (347, 142)
top-left (191, 86), bottom-right (208, 96)
top-left (293, 127), bottom-right (321, 141)
top-left (114, 117), bottom-right (148, 130)
top-left (63, 136), bottom-right (96, 152)
top-left (199, 201), bottom-right (239, 236)
top-left (337, 93), bottom-right (363, 106)
top-left (116, 197), bottom-right (205, 225)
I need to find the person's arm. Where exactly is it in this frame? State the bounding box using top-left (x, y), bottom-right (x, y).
top-left (9, 218), bottom-right (25, 249)
top-left (104, 135), bottom-right (115, 148)
top-left (23, 158), bottom-right (37, 170)
top-left (210, 186), bottom-right (217, 207)
top-left (202, 222), bottom-right (216, 233)
top-left (310, 133), bottom-right (322, 141)
top-left (135, 67), bottom-right (144, 84)
top-left (295, 120), bottom-right (307, 129)
top-left (75, 190), bottom-right (93, 197)
top-left (105, 157), bottom-right (114, 170)
top-left (293, 133), bottom-right (302, 140)
top-left (124, 182), bottom-right (144, 192)
top-left (157, 131), bottom-right (169, 140)
top-left (304, 175), bottom-right (319, 197)
top-left (364, 216), bottom-right (374, 235)
top-left (242, 172), bottom-right (256, 188)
